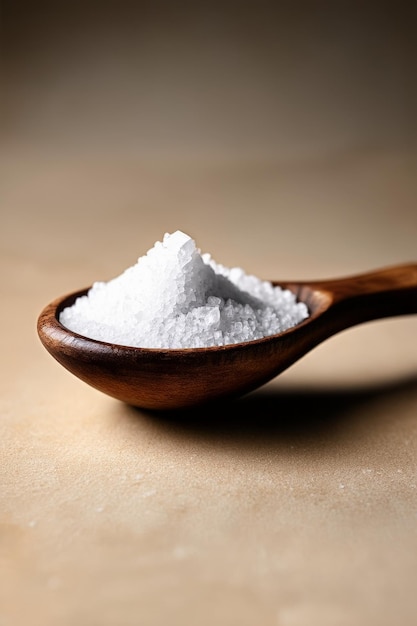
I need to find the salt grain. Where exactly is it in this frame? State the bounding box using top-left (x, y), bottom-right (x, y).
top-left (59, 230), bottom-right (309, 348)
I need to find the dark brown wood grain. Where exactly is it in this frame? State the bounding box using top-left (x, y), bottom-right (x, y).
top-left (37, 263), bottom-right (417, 410)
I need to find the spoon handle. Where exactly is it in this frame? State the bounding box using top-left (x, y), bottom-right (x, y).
top-left (311, 263), bottom-right (417, 325)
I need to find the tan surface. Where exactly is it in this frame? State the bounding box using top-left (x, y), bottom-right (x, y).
top-left (1, 3), bottom-right (417, 625)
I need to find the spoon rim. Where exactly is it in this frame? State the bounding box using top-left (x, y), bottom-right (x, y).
top-left (38, 283), bottom-right (328, 355)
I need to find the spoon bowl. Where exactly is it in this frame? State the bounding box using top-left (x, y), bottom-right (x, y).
top-left (37, 263), bottom-right (417, 410)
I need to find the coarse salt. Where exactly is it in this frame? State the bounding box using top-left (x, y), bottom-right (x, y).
top-left (59, 230), bottom-right (309, 348)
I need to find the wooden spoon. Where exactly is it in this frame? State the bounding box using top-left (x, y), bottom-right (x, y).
top-left (37, 263), bottom-right (417, 411)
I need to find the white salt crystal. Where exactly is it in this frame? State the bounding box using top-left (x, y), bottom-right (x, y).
top-left (59, 230), bottom-right (309, 348)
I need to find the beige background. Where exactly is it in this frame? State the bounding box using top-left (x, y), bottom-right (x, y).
top-left (1, 2), bottom-right (417, 625)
